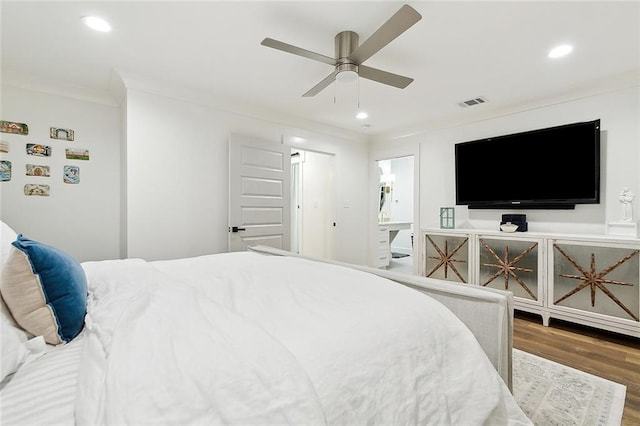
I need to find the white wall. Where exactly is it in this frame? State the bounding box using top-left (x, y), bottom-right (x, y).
top-left (124, 87), bottom-right (370, 264)
top-left (125, 89), bottom-right (227, 260)
top-left (0, 78), bottom-right (370, 265)
top-left (5, 82), bottom-right (635, 270)
top-left (0, 85), bottom-right (120, 262)
top-left (377, 86), bottom-right (640, 236)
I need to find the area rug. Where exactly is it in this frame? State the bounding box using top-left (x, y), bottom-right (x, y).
top-left (513, 349), bottom-right (627, 425)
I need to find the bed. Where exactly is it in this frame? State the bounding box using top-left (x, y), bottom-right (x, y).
top-left (0, 221), bottom-right (532, 425)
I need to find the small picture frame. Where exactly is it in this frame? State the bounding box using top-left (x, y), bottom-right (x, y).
top-left (65, 148), bottom-right (89, 160)
top-left (440, 207), bottom-right (455, 229)
top-left (0, 160), bottom-right (11, 182)
top-left (26, 143), bottom-right (52, 157)
top-left (26, 164), bottom-right (51, 177)
top-left (24, 184), bottom-right (50, 196)
top-left (63, 165), bottom-right (80, 184)
top-left (0, 120), bottom-right (28, 135)
top-left (50, 127), bottom-right (74, 141)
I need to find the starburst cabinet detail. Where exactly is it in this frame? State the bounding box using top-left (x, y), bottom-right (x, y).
top-left (424, 234), bottom-right (470, 283)
top-left (479, 238), bottom-right (540, 301)
top-left (421, 229), bottom-right (640, 338)
top-left (552, 242), bottom-right (639, 322)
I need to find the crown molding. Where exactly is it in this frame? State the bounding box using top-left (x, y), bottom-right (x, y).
top-left (1, 67), bottom-right (119, 107)
top-left (372, 69), bottom-right (640, 143)
top-left (113, 68), bottom-right (369, 144)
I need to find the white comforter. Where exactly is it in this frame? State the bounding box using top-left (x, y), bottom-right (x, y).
top-left (76, 252), bottom-right (531, 425)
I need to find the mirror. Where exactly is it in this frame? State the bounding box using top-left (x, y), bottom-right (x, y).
top-left (378, 163), bottom-right (395, 222)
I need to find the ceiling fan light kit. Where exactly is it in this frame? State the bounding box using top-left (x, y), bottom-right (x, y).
top-left (261, 4), bottom-right (422, 97)
top-left (335, 66), bottom-right (358, 83)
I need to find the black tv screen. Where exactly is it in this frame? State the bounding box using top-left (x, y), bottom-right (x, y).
top-left (455, 119), bottom-right (600, 209)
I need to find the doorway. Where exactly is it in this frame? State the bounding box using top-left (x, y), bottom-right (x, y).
top-left (377, 156), bottom-right (414, 274)
top-left (291, 149), bottom-right (335, 259)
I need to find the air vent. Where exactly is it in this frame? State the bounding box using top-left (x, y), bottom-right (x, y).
top-left (458, 96), bottom-right (488, 108)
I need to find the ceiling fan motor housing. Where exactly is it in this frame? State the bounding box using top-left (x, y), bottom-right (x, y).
top-left (335, 31), bottom-right (359, 78)
top-left (335, 31), bottom-right (358, 62)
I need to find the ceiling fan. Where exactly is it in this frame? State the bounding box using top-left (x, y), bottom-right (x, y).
top-left (261, 4), bottom-right (422, 97)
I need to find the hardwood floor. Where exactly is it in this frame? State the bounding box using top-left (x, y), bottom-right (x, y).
top-left (513, 312), bottom-right (640, 425)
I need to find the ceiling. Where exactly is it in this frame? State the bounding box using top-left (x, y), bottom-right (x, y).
top-left (2, 1), bottom-right (639, 138)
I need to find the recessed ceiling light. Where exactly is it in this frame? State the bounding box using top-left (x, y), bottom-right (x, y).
top-left (548, 44), bottom-right (573, 59)
top-left (356, 111), bottom-right (368, 120)
top-left (82, 16), bottom-right (111, 32)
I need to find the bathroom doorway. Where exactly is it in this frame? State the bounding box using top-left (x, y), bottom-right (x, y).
top-left (377, 156), bottom-right (414, 273)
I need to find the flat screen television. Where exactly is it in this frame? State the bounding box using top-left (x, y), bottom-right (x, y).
top-left (455, 119), bottom-right (601, 209)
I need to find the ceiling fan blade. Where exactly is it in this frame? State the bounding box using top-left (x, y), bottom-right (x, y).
top-left (302, 71), bottom-right (337, 97)
top-left (359, 65), bottom-right (413, 89)
top-left (349, 4), bottom-right (422, 64)
top-left (261, 38), bottom-right (336, 66)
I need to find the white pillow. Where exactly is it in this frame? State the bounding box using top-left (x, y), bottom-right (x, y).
top-left (0, 221), bottom-right (34, 378)
top-left (1, 221), bottom-right (24, 330)
top-left (1, 220), bottom-right (18, 268)
top-left (1, 270), bottom-right (32, 383)
top-left (1, 317), bottom-right (29, 383)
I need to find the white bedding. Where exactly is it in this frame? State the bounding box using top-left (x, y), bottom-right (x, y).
top-left (0, 334), bottom-right (83, 425)
top-left (72, 251), bottom-right (531, 425)
top-left (76, 257), bottom-right (325, 425)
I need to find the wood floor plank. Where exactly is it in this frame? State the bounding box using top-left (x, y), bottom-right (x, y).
top-left (513, 312), bottom-right (640, 425)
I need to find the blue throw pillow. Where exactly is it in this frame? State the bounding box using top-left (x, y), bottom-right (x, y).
top-left (0, 235), bottom-right (87, 344)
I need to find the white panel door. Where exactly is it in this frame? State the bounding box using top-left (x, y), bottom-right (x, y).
top-left (229, 134), bottom-right (290, 252)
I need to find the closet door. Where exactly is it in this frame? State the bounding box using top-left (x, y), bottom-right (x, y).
top-left (229, 134), bottom-right (290, 252)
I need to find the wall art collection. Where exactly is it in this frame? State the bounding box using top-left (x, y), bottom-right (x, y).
top-left (0, 119), bottom-right (91, 195)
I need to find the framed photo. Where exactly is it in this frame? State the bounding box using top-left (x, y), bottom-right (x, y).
top-left (26, 164), bottom-right (51, 177)
top-left (440, 207), bottom-right (455, 229)
top-left (63, 165), bottom-right (80, 184)
top-left (0, 120), bottom-right (28, 135)
top-left (0, 141), bottom-right (8, 153)
top-left (50, 127), bottom-right (74, 141)
top-left (24, 184), bottom-right (50, 196)
top-left (26, 143), bottom-right (52, 157)
top-left (0, 160), bottom-right (11, 182)
top-left (65, 148), bottom-right (89, 160)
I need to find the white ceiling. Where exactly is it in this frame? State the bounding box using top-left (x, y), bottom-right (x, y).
top-left (2, 1), bottom-right (639, 137)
